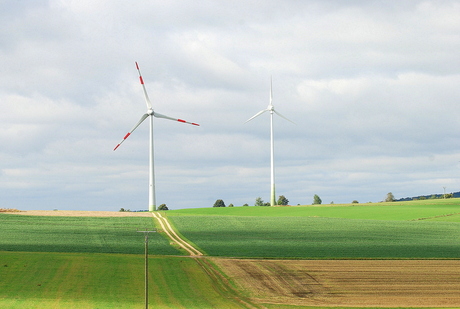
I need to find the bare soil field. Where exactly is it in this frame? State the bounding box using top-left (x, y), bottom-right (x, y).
top-left (2, 210), bottom-right (153, 217)
top-left (213, 259), bottom-right (460, 308)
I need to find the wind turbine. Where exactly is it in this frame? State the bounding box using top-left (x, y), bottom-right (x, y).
top-left (114, 62), bottom-right (199, 211)
top-left (245, 78), bottom-right (294, 206)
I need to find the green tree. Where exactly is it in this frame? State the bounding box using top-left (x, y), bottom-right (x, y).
top-left (255, 197), bottom-right (265, 206)
top-left (213, 199), bottom-right (226, 207)
top-left (352, 200), bottom-right (359, 204)
top-left (277, 195), bottom-right (289, 205)
top-left (228, 203), bottom-right (234, 207)
top-left (385, 192), bottom-right (395, 202)
top-left (158, 204), bottom-right (169, 210)
top-left (312, 194), bottom-right (322, 205)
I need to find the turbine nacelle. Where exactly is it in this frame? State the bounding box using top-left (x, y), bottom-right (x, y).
top-left (245, 81), bottom-right (294, 124)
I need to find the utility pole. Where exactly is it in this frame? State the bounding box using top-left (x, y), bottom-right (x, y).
top-left (137, 229), bottom-right (156, 309)
top-left (443, 187), bottom-right (446, 199)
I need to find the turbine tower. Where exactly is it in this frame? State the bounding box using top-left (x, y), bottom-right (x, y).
top-left (245, 78), bottom-right (294, 206)
top-left (114, 62), bottom-right (199, 211)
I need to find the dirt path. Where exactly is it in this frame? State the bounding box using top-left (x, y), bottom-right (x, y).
top-left (152, 212), bottom-right (203, 256)
top-left (213, 259), bottom-right (460, 308)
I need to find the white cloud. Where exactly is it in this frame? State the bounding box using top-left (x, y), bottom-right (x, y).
top-left (1, 0), bottom-right (460, 210)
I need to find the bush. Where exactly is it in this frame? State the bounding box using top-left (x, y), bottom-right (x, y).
top-left (385, 192), bottom-right (395, 202)
top-left (352, 200), bottom-right (359, 204)
top-left (213, 199), bottom-right (226, 207)
top-left (312, 194), bottom-right (322, 205)
top-left (158, 204), bottom-right (169, 211)
top-left (255, 197), bottom-right (265, 206)
top-left (277, 195), bottom-right (289, 206)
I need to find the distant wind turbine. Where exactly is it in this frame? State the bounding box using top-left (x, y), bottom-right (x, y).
top-left (245, 78), bottom-right (294, 206)
top-left (114, 62), bottom-right (199, 211)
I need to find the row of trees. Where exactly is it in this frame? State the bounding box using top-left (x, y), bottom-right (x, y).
top-left (215, 191), bottom-right (450, 208)
top-left (213, 195), bottom-right (290, 207)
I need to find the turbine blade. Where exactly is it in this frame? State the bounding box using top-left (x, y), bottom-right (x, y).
top-left (270, 76), bottom-right (273, 105)
top-left (273, 109), bottom-right (295, 124)
top-left (113, 113), bottom-right (150, 150)
top-left (135, 62), bottom-right (153, 109)
top-left (244, 109), bottom-right (268, 123)
top-left (154, 112), bottom-right (200, 126)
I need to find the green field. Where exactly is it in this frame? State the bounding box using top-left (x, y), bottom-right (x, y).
top-left (0, 252), bottom-right (248, 308)
top-left (1, 199), bottom-right (459, 308)
top-left (165, 199), bottom-right (460, 258)
top-left (167, 199), bottom-right (460, 221)
top-left (2, 199), bottom-right (458, 258)
top-left (0, 215), bottom-right (181, 255)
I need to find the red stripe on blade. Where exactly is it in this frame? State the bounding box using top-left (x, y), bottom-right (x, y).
top-left (139, 76), bottom-right (144, 84)
top-left (135, 62), bottom-right (139, 70)
top-left (123, 133), bottom-right (131, 139)
top-left (114, 144), bottom-right (120, 151)
top-left (178, 119), bottom-right (186, 123)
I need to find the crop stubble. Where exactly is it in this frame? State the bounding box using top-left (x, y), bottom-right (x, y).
top-left (212, 259), bottom-right (460, 308)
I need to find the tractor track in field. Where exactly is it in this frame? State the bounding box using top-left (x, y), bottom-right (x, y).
top-left (152, 212), bottom-right (263, 308)
top-left (152, 212), bottom-right (203, 256)
top-left (213, 259), bottom-right (460, 308)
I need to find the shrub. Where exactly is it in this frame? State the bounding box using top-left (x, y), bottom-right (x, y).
top-left (277, 195), bottom-right (289, 206)
top-left (312, 194), bottom-right (322, 205)
top-left (255, 197), bottom-right (265, 206)
top-left (213, 199), bottom-right (226, 207)
top-left (158, 204), bottom-right (169, 211)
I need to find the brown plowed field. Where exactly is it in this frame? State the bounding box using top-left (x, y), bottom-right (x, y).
top-left (212, 259), bottom-right (460, 308)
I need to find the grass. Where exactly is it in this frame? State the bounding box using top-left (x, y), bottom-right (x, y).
top-left (0, 251), bottom-right (251, 309)
top-left (1, 200), bottom-right (459, 308)
top-left (169, 216), bottom-right (460, 258)
top-left (167, 198), bottom-right (460, 221)
top-left (165, 199), bottom-right (460, 258)
top-left (0, 215), bottom-right (181, 255)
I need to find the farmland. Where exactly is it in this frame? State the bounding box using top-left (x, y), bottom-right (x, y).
top-left (1, 199), bottom-right (460, 308)
top-left (165, 199), bottom-right (460, 258)
top-left (0, 252), bottom-right (248, 309)
top-left (0, 215), bottom-right (180, 255)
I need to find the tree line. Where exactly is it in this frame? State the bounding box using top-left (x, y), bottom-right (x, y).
top-left (213, 195), bottom-right (289, 207)
top-left (213, 192), bottom-right (427, 207)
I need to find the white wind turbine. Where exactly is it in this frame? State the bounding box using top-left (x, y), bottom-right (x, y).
top-left (245, 78), bottom-right (294, 206)
top-left (114, 62), bottom-right (199, 211)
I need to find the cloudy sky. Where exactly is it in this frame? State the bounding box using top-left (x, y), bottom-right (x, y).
top-left (2, 0), bottom-right (460, 211)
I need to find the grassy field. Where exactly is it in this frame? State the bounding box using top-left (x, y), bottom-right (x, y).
top-left (0, 215), bottom-right (181, 255)
top-left (0, 252), bottom-right (250, 309)
top-left (165, 199), bottom-right (460, 258)
top-left (167, 198), bottom-right (460, 221)
top-left (1, 199), bottom-right (459, 308)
